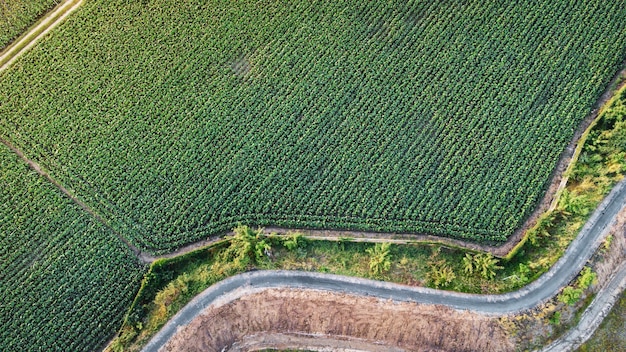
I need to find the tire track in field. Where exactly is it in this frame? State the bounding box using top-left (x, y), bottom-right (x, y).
top-left (0, 0), bottom-right (153, 262)
top-left (0, 0), bottom-right (626, 351)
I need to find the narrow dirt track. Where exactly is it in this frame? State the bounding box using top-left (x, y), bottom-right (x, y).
top-left (0, 0), bottom-right (84, 73)
top-left (143, 179), bottom-right (626, 351)
top-left (0, 138), bottom-right (144, 258)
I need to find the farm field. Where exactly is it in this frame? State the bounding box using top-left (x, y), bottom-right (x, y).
top-left (0, 0), bottom-right (58, 49)
top-left (1, 0), bottom-right (625, 254)
top-left (0, 143), bottom-right (145, 351)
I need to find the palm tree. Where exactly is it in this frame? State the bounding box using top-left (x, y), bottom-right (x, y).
top-left (462, 253), bottom-right (474, 275)
top-left (474, 253), bottom-right (502, 280)
top-left (366, 242), bottom-right (392, 276)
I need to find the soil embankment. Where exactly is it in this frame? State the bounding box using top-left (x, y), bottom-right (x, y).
top-left (160, 288), bottom-right (514, 352)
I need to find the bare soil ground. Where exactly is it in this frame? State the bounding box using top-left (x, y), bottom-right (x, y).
top-left (160, 288), bottom-right (515, 352)
top-left (230, 332), bottom-right (408, 352)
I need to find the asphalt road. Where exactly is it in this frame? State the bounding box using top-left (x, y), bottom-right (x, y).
top-left (143, 179), bottom-right (626, 352)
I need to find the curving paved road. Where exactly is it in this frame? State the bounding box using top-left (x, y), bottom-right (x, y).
top-left (143, 179), bottom-right (626, 352)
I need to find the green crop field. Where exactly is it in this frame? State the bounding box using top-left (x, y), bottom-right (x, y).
top-left (0, 144), bottom-right (145, 351)
top-left (0, 0), bottom-right (58, 49)
top-left (1, 0), bottom-right (625, 253)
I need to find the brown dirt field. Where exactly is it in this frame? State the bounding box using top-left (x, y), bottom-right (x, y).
top-left (160, 288), bottom-right (515, 352)
top-left (230, 332), bottom-right (409, 352)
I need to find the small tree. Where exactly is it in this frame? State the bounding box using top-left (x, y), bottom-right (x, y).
top-left (428, 265), bottom-right (456, 288)
top-left (558, 286), bottom-right (583, 306)
top-left (514, 263), bottom-right (530, 285)
top-left (254, 239), bottom-right (272, 262)
top-left (224, 225), bottom-right (271, 266)
top-left (576, 266), bottom-right (597, 290)
top-left (462, 253), bottom-right (474, 275)
top-left (366, 242), bottom-right (392, 276)
top-left (283, 233), bottom-right (305, 251)
top-left (474, 253), bottom-right (502, 280)
top-left (462, 253), bottom-right (502, 280)
top-left (426, 247), bottom-right (456, 288)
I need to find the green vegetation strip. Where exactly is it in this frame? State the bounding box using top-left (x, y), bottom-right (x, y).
top-left (1, 0), bottom-right (625, 253)
top-left (110, 81), bottom-right (626, 351)
top-left (0, 143), bottom-right (146, 351)
top-left (0, 0), bottom-right (59, 50)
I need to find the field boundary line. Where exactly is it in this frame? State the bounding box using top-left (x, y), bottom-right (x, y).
top-left (0, 137), bottom-right (147, 261)
top-left (0, 0), bottom-right (83, 73)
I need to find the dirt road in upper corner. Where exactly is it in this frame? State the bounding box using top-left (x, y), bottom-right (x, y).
top-left (0, 0), bottom-right (83, 73)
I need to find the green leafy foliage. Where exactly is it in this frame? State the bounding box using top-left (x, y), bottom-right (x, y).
top-left (558, 286), bottom-right (583, 306)
top-left (463, 253), bottom-right (503, 280)
top-left (223, 225), bottom-right (271, 265)
top-left (1, 0), bottom-right (625, 253)
top-left (0, 0), bottom-right (58, 49)
top-left (557, 267), bottom-right (597, 307)
top-left (576, 266), bottom-right (597, 290)
top-left (282, 233), bottom-right (306, 251)
top-left (549, 311), bottom-right (561, 325)
top-left (513, 263), bottom-right (531, 285)
top-left (0, 145), bottom-right (145, 351)
top-left (365, 242), bottom-right (392, 276)
top-left (426, 248), bottom-right (457, 288)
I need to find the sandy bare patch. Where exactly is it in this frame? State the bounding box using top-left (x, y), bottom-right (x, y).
top-left (160, 288), bottom-right (514, 352)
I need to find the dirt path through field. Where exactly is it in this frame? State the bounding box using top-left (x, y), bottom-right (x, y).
top-left (2, 2), bottom-right (626, 350)
top-left (0, 0), bottom-right (83, 73)
top-left (0, 137), bottom-right (144, 259)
